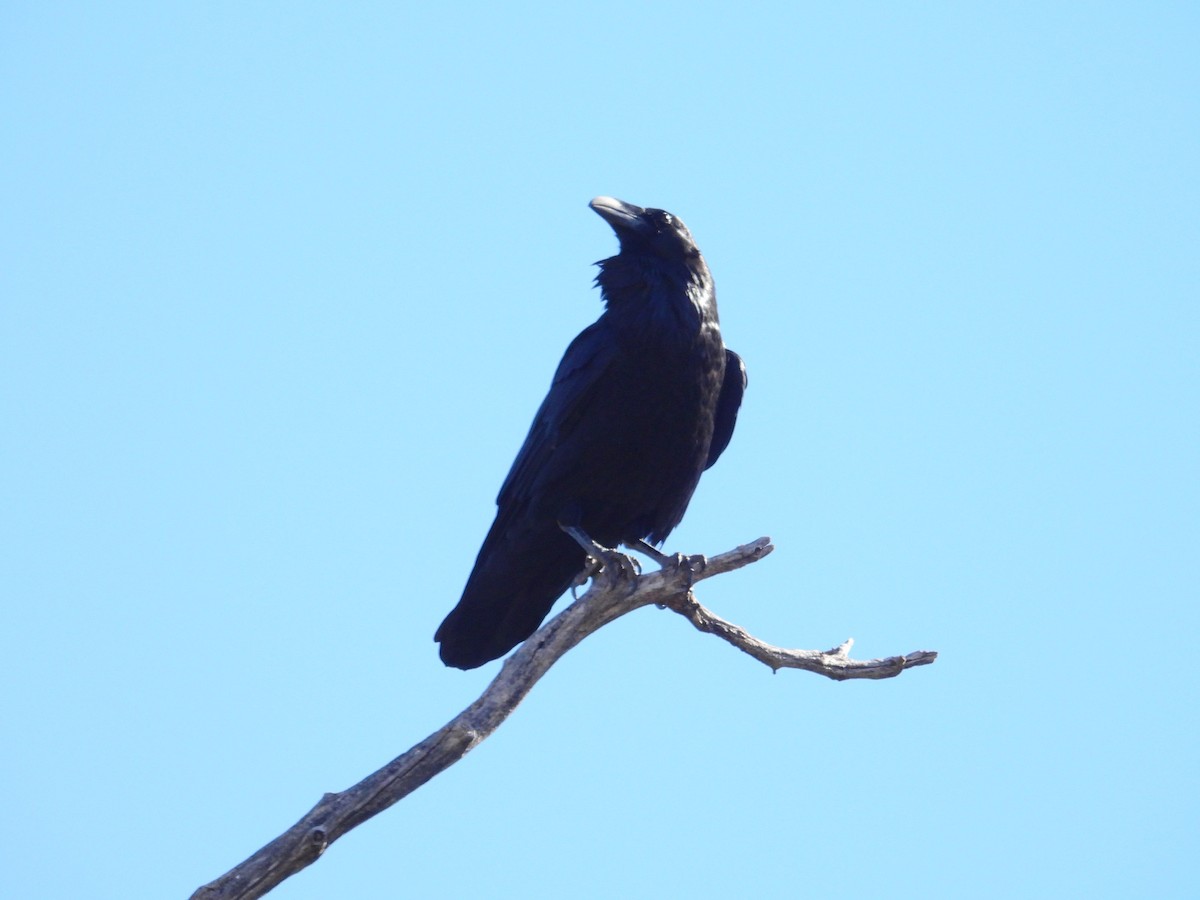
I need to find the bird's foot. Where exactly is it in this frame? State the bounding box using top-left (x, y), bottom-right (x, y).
top-left (675, 553), bottom-right (708, 587)
top-left (586, 547), bottom-right (641, 592)
top-left (626, 539), bottom-right (708, 587)
top-left (561, 523), bottom-right (640, 594)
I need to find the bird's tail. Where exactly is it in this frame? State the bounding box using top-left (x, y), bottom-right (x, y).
top-left (435, 515), bottom-right (587, 669)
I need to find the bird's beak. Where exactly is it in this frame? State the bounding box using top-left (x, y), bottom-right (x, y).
top-left (590, 196), bottom-right (648, 235)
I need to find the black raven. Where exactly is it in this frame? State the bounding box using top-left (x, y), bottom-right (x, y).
top-left (435, 197), bottom-right (746, 669)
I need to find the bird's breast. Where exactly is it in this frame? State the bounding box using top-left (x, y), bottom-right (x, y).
top-left (539, 325), bottom-right (726, 543)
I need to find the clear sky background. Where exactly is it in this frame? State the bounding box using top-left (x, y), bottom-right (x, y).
top-left (3, 4), bottom-right (1197, 898)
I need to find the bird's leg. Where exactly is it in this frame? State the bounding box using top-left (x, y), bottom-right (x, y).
top-left (626, 538), bottom-right (675, 567)
top-left (559, 523), bottom-right (640, 594)
top-left (625, 538), bottom-right (708, 588)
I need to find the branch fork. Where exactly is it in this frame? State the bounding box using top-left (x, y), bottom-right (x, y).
top-left (191, 536), bottom-right (937, 900)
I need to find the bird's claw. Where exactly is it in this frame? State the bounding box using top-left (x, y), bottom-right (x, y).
top-left (589, 546), bottom-right (640, 592)
top-left (674, 553), bottom-right (707, 588)
top-left (560, 522), bottom-right (640, 595)
top-left (570, 563), bottom-right (596, 599)
top-left (571, 548), bottom-right (640, 597)
top-left (653, 552), bottom-right (706, 587)
top-left (625, 539), bottom-right (706, 587)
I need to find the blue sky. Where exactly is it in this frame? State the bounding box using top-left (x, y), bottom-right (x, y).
top-left (3, 3), bottom-right (1197, 898)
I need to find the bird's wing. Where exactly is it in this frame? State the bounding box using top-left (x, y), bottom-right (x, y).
top-left (497, 320), bottom-right (617, 508)
top-left (704, 348), bottom-right (747, 470)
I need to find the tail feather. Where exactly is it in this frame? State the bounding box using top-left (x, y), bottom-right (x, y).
top-left (436, 516), bottom-right (586, 669)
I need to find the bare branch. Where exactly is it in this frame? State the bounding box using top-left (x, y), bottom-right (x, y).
top-left (663, 592), bottom-right (938, 679)
top-left (190, 536), bottom-right (936, 900)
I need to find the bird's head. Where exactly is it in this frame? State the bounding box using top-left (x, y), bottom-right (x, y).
top-left (589, 196), bottom-right (702, 263)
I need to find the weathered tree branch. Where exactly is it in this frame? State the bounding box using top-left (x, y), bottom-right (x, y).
top-left (662, 590), bottom-right (939, 679)
top-left (190, 537), bottom-right (936, 900)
